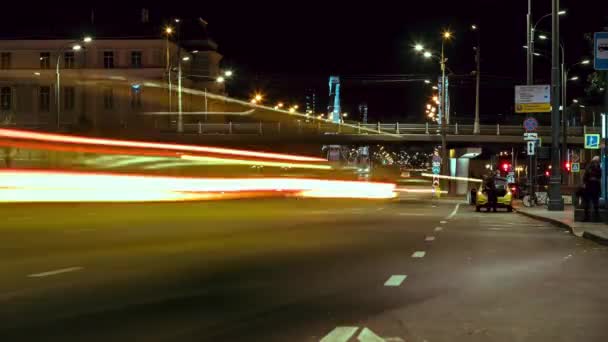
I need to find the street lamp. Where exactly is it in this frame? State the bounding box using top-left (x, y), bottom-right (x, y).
top-left (224, 70), bottom-right (233, 77)
top-left (471, 23), bottom-right (481, 134)
top-left (216, 76), bottom-right (225, 83)
top-left (424, 79), bottom-right (431, 84)
top-left (55, 36), bottom-right (93, 128)
top-left (414, 44), bottom-right (424, 52)
top-left (423, 51), bottom-right (432, 58)
top-left (569, 76), bottom-right (579, 81)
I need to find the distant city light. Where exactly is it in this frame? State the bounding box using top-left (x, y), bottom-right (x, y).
top-left (471, 24), bottom-right (477, 30)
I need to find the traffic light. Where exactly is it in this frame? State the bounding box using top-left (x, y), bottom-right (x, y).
top-left (500, 162), bottom-right (512, 173)
top-left (564, 162), bottom-right (571, 173)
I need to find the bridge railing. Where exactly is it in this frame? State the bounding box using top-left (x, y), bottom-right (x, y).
top-left (178, 122), bottom-right (600, 136)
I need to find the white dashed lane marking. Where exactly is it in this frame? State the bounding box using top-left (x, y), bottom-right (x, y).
top-left (412, 251), bottom-right (426, 258)
top-left (28, 267), bottom-right (83, 278)
top-left (440, 220), bottom-right (448, 224)
top-left (425, 236), bottom-right (436, 242)
top-left (384, 275), bottom-right (408, 287)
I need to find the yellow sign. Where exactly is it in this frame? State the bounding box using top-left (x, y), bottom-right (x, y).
top-left (515, 103), bottom-right (551, 113)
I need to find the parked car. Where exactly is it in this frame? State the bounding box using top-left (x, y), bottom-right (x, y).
top-left (476, 178), bottom-right (513, 212)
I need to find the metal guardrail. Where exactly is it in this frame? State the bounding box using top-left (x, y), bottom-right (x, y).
top-left (177, 122), bottom-right (600, 137)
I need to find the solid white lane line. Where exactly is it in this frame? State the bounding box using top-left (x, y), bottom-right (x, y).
top-left (412, 251), bottom-right (426, 258)
top-left (358, 327), bottom-right (385, 342)
top-left (320, 327), bottom-right (359, 342)
top-left (446, 203), bottom-right (460, 219)
top-left (399, 213), bottom-right (427, 216)
top-left (434, 227), bottom-right (443, 232)
top-left (425, 236), bottom-right (436, 242)
top-left (384, 275), bottom-right (407, 287)
top-left (28, 267), bottom-right (83, 278)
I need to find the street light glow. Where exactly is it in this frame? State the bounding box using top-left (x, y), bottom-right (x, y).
top-left (165, 27), bottom-right (173, 34)
top-left (277, 102), bottom-right (284, 108)
top-left (442, 30), bottom-right (452, 39)
top-left (570, 76), bottom-right (579, 81)
top-left (182, 56), bottom-right (190, 61)
top-left (539, 34), bottom-right (548, 40)
top-left (558, 10), bottom-right (567, 15)
top-left (216, 76), bottom-right (225, 83)
top-left (72, 45), bottom-right (82, 51)
top-left (83, 36), bottom-right (93, 43)
top-left (581, 59), bottom-right (591, 65)
top-left (471, 24), bottom-right (477, 30)
top-left (414, 44), bottom-right (424, 52)
top-left (254, 94), bottom-right (263, 101)
top-left (424, 79), bottom-right (431, 84)
top-left (573, 99), bottom-right (579, 103)
top-left (432, 86), bottom-right (438, 90)
top-left (423, 51), bottom-right (432, 58)
top-left (224, 70), bottom-right (233, 77)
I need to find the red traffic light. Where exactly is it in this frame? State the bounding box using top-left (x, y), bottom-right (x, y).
top-left (501, 162), bottom-right (511, 172)
top-left (564, 162), bottom-right (571, 172)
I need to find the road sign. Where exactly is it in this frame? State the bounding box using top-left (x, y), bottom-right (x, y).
top-left (507, 172), bottom-right (515, 184)
top-left (585, 134), bottom-right (601, 149)
top-left (527, 141), bottom-right (536, 155)
top-left (572, 162), bottom-right (580, 173)
top-left (432, 177), bottom-right (440, 187)
top-left (523, 117), bottom-right (539, 131)
top-left (515, 85), bottom-right (551, 113)
top-left (432, 165), bottom-right (440, 174)
top-left (594, 32), bottom-right (608, 70)
top-left (572, 152), bottom-right (580, 163)
top-left (523, 132), bottom-right (538, 141)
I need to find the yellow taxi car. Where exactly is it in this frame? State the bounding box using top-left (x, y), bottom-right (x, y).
top-left (476, 177), bottom-right (513, 212)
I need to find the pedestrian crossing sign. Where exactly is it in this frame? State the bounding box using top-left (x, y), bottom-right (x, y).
top-left (572, 162), bottom-right (580, 173)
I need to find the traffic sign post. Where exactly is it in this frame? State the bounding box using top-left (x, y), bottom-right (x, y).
top-left (527, 141), bottom-right (536, 155)
top-left (572, 162), bottom-right (580, 173)
top-left (523, 117), bottom-right (539, 132)
top-left (585, 134), bottom-right (601, 149)
top-left (515, 85), bottom-right (551, 113)
top-left (594, 32), bottom-right (608, 71)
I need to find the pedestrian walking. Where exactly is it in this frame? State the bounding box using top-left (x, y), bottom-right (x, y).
top-left (583, 156), bottom-right (601, 221)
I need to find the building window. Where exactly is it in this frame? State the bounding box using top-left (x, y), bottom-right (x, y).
top-left (39, 86), bottom-right (50, 112)
top-left (0, 52), bottom-right (11, 69)
top-left (130, 85), bottom-right (142, 109)
top-left (0, 87), bottom-right (11, 110)
top-left (103, 88), bottom-right (113, 109)
top-left (64, 52), bottom-right (75, 69)
top-left (40, 52), bottom-right (51, 69)
top-left (131, 51), bottom-right (142, 68)
top-left (63, 86), bottom-right (75, 110)
top-left (103, 51), bottom-right (114, 69)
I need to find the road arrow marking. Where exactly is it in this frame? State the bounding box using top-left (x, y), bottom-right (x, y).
top-left (357, 327), bottom-right (385, 342)
top-left (412, 251), bottom-right (426, 258)
top-left (320, 327), bottom-right (359, 342)
top-left (384, 275), bottom-right (407, 287)
top-left (425, 236), bottom-right (435, 242)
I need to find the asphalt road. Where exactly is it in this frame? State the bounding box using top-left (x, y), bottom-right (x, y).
top-left (2, 197), bottom-right (608, 341)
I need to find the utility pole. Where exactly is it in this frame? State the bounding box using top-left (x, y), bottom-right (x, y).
top-left (440, 39), bottom-right (449, 190)
top-left (561, 47), bottom-right (568, 184)
top-left (526, 0), bottom-right (536, 202)
top-left (473, 25), bottom-right (481, 134)
top-left (548, 0), bottom-right (564, 210)
top-left (176, 19), bottom-right (183, 133)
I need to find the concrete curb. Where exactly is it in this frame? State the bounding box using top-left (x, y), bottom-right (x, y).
top-left (515, 208), bottom-right (608, 246)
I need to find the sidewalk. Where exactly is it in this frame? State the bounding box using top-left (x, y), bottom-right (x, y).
top-left (514, 203), bottom-right (608, 245)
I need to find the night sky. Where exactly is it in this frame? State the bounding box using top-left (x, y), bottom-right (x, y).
top-left (2, 1), bottom-right (607, 123)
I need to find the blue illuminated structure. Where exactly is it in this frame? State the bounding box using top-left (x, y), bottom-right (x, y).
top-left (328, 76), bottom-right (341, 123)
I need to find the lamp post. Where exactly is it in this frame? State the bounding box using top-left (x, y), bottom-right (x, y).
top-left (414, 30), bottom-right (452, 188)
top-left (164, 26), bottom-right (174, 120)
top-left (55, 37), bottom-right (92, 129)
top-left (548, 0), bottom-right (564, 210)
top-left (471, 24), bottom-right (481, 134)
top-left (185, 70), bottom-right (233, 121)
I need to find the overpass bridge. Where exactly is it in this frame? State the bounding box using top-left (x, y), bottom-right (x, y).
top-left (161, 122), bottom-right (599, 146)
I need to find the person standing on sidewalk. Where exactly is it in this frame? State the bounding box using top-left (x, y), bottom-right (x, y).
top-left (583, 156), bottom-right (602, 221)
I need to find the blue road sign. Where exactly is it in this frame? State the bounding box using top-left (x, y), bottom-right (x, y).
top-left (523, 117), bottom-right (538, 131)
top-left (432, 166), bottom-right (441, 175)
top-left (572, 162), bottom-right (580, 173)
top-left (594, 32), bottom-right (608, 70)
top-left (585, 134), bottom-right (601, 149)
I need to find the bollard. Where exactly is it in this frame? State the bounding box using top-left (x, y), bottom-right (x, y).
top-left (425, 122), bottom-right (429, 134)
top-left (198, 121), bottom-right (202, 134)
top-left (396, 122), bottom-right (400, 134)
top-left (497, 124), bottom-right (500, 135)
top-left (455, 122), bottom-right (459, 135)
top-left (377, 122), bottom-right (381, 133)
